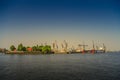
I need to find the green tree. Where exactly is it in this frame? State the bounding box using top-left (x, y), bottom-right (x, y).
top-left (42, 45), bottom-right (51, 54)
top-left (27, 46), bottom-right (30, 48)
top-left (39, 46), bottom-right (43, 51)
top-left (32, 45), bottom-right (42, 51)
top-left (10, 45), bottom-right (16, 51)
top-left (17, 43), bottom-right (23, 51)
top-left (32, 46), bottom-right (37, 51)
top-left (22, 46), bottom-right (26, 51)
top-left (36, 45), bottom-right (39, 51)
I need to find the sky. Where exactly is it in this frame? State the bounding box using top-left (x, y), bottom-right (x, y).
top-left (0, 0), bottom-right (120, 51)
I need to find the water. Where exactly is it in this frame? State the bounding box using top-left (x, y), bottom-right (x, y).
top-left (0, 53), bottom-right (120, 80)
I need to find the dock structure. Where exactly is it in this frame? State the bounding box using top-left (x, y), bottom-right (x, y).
top-left (76, 41), bottom-right (88, 53)
top-left (95, 43), bottom-right (106, 53)
top-left (51, 40), bottom-right (106, 54)
top-left (70, 41), bottom-right (106, 54)
top-left (52, 40), bottom-right (69, 54)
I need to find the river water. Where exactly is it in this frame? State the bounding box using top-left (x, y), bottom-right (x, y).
top-left (0, 53), bottom-right (120, 80)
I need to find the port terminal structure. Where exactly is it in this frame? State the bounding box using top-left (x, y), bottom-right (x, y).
top-left (52, 40), bottom-right (106, 54)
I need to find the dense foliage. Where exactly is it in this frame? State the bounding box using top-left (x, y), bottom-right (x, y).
top-left (32, 45), bottom-right (51, 53)
top-left (10, 45), bottom-right (16, 51)
top-left (17, 43), bottom-right (26, 51)
top-left (10, 43), bottom-right (52, 54)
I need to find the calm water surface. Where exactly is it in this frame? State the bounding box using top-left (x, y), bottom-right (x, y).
top-left (0, 53), bottom-right (120, 80)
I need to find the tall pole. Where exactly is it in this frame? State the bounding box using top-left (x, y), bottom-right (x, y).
top-left (64, 40), bottom-right (68, 52)
top-left (103, 43), bottom-right (106, 53)
top-left (91, 40), bottom-right (95, 54)
top-left (82, 41), bottom-right (88, 53)
top-left (83, 41), bottom-right (85, 50)
top-left (92, 40), bottom-right (95, 49)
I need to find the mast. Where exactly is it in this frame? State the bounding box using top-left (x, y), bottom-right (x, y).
top-left (63, 40), bottom-right (68, 52)
top-left (53, 40), bottom-right (58, 52)
top-left (55, 41), bottom-right (58, 50)
top-left (91, 40), bottom-right (95, 54)
top-left (103, 43), bottom-right (106, 53)
top-left (92, 40), bottom-right (95, 49)
top-left (52, 42), bottom-right (55, 49)
top-left (61, 43), bottom-right (64, 49)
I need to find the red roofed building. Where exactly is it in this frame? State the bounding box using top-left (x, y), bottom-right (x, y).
top-left (27, 48), bottom-right (32, 52)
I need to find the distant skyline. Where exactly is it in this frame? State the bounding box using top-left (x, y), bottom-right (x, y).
top-left (0, 0), bottom-right (120, 51)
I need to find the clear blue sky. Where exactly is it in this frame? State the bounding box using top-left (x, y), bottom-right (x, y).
top-left (0, 0), bottom-right (120, 51)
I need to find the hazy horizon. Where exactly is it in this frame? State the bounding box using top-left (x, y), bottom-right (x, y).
top-left (1, 0), bottom-right (120, 51)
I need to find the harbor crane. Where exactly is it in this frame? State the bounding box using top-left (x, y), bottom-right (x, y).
top-left (78, 42), bottom-right (88, 50)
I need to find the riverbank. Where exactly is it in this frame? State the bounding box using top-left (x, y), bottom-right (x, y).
top-left (5, 51), bottom-right (54, 54)
top-left (4, 51), bottom-right (107, 54)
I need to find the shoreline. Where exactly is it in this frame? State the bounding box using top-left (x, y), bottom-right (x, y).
top-left (5, 51), bottom-right (54, 54)
top-left (3, 50), bottom-right (107, 54)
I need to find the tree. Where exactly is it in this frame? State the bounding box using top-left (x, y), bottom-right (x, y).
top-left (32, 46), bottom-right (37, 51)
top-left (27, 46), bottom-right (30, 48)
top-left (42, 45), bottom-right (51, 54)
top-left (39, 46), bottom-right (43, 51)
top-left (10, 45), bottom-right (16, 51)
top-left (17, 43), bottom-right (23, 51)
top-left (32, 45), bottom-right (43, 51)
top-left (22, 46), bottom-right (26, 51)
top-left (36, 45), bottom-right (40, 51)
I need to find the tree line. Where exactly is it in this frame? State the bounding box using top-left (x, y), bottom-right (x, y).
top-left (10, 43), bottom-right (52, 53)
